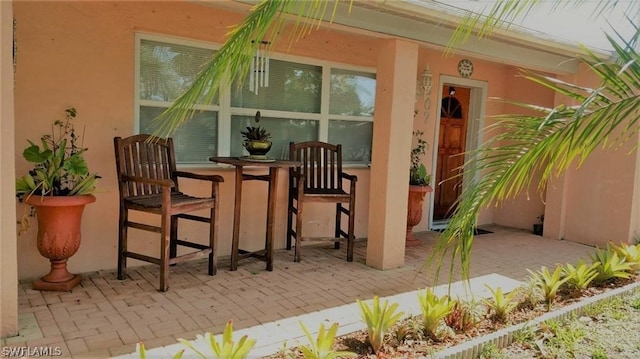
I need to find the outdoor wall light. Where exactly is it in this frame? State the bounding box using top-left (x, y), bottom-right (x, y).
top-left (419, 64), bottom-right (433, 100)
top-left (417, 64), bottom-right (433, 123)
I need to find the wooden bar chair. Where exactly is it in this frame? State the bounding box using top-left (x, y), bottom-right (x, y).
top-left (287, 141), bottom-right (357, 262)
top-left (113, 134), bottom-right (223, 292)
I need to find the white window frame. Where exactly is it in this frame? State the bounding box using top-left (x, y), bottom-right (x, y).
top-left (135, 32), bottom-right (375, 166)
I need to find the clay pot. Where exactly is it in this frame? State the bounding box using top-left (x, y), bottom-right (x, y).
top-left (406, 185), bottom-right (433, 246)
top-left (24, 194), bottom-right (96, 291)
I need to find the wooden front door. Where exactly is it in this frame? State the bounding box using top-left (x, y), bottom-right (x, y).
top-left (434, 86), bottom-right (470, 220)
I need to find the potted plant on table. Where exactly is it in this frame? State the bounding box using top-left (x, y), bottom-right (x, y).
top-left (16, 107), bottom-right (99, 291)
top-left (406, 130), bottom-right (432, 246)
top-left (241, 110), bottom-right (272, 159)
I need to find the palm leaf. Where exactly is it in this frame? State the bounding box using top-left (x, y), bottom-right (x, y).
top-left (446, 0), bottom-right (632, 52)
top-left (152, 0), bottom-right (346, 138)
top-left (428, 27), bottom-right (640, 283)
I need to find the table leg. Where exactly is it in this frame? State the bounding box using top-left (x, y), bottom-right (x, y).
top-left (231, 166), bottom-right (243, 271)
top-left (265, 167), bottom-right (277, 271)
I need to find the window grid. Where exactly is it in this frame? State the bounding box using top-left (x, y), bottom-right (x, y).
top-left (135, 32), bottom-right (375, 164)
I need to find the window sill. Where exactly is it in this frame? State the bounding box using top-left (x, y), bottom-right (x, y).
top-left (177, 162), bottom-right (372, 171)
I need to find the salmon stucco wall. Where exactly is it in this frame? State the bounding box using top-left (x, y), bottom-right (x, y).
top-left (13, 1), bottom-right (377, 280)
top-left (12, 1), bottom-right (583, 280)
top-left (544, 64), bottom-right (638, 247)
top-left (412, 48), bottom-right (526, 231)
top-left (493, 67), bottom-right (553, 230)
top-left (1, 0), bottom-right (18, 338)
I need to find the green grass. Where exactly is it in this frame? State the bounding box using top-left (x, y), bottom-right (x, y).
top-left (498, 288), bottom-right (640, 358)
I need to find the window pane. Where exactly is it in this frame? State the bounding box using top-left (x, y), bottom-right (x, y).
top-left (330, 69), bottom-right (376, 116)
top-left (328, 120), bottom-right (372, 162)
top-left (230, 115), bottom-right (318, 159)
top-left (231, 59), bottom-right (321, 113)
top-left (140, 40), bottom-right (215, 103)
top-left (140, 106), bottom-right (218, 163)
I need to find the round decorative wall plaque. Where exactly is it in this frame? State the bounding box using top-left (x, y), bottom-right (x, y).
top-left (457, 59), bottom-right (474, 78)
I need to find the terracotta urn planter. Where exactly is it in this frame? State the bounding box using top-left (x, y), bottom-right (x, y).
top-left (406, 185), bottom-right (433, 246)
top-left (25, 194), bottom-right (96, 291)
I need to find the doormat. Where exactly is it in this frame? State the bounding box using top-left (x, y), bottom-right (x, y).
top-left (432, 228), bottom-right (493, 235)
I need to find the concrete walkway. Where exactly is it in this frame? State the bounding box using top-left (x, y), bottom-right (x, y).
top-left (3, 226), bottom-right (595, 358)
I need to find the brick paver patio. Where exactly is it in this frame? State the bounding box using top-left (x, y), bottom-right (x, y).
top-left (3, 226), bottom-right (595, 358)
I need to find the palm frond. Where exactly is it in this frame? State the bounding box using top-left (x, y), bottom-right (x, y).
top-left (447, 0), bottom-right (629, 52)
top-left (152, 0), bottom-right (345, 137)
top-left (429, 27), bottom-right (640, 283)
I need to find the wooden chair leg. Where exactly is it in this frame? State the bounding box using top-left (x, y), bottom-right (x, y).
top-left (159, 209), bottom-right (170, 292)
top-left (117, 207), bottom-right (128, 280)
top-left (286, 192), bottom-right (294, 250)
top-left (294, 198), bottom-right (303, 262)
top-left (334, 203), bottom-right (342, 249)
top-left (208, 195), bottom-right (219, 276)
top-left (347, 198), bottom-right (356, 263)
top-left (169, 216), bottom-right (178, 260)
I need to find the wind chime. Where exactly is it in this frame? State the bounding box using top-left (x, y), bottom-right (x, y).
top-left (249, 40), bottom-right (271, 95)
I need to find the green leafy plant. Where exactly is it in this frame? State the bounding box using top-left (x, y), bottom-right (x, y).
top-left (444, 298), bottom-right (485, 332)
top-left (479, 342), bottom-right (507, 359)
top-left (417, 288), bottom-right (454, 337)
top-left (15, 107), bottom-right (99, 198)
top-left (241, 110), bottom-right (271, 142)
top-left (483, 286), bottom-right (519, 322)
top-left (357, 296), bottom-right (404, 354)
top-left (393, 316), bottom-right (424, 343)
top-left (609, 242), bottom-right (640, 272)
top-left (297, 322), bottom-right (356, 359)
top-left (409, 130), bottom-right (431, 186)
top-left (563, 260), bottom-right (599, 291)
top-left (137, 342), bottom-right (184, 359)
top-left (527, 265), bottom-right (571, 310)
top-left (591, 247), bottom-right (633, 283)
top-left (176, 320), bottom-right (256, 359)
top-left (518, 278), bottom-right (542, 310)
top-left (241, 126), bottom-right (271, 141)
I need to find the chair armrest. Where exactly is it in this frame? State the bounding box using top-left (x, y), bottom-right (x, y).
top-left (175, 171), bottom-right (224, 183)
top-left (340, 172), bottom-right (358, 182)
top-left (121, 174), bottom-right (175, 188)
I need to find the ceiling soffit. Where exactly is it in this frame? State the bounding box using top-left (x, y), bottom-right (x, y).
top-left (197, 0), bottom-right (609, 75)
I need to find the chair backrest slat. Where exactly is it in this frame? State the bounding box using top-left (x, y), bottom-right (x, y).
top-left (114, 134), bottom-right (177, 198)
top-left (289, 141), bottom-right (343, 192)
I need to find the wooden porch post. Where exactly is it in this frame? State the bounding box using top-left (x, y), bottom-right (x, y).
top-left (366, 39), bottom-right (418, 269)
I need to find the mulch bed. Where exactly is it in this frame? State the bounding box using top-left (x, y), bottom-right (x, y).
top-left (265, 278), bottom-right (635, 358)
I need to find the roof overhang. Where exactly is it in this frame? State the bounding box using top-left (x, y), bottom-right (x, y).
top-left (194, 0), bottom-right (613, 75)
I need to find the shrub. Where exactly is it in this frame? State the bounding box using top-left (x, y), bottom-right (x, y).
top-left (483, 286), bottom-right (519, 322)
top-left (444, 298), bottom-right (485, 332)
top-left (591, 247), bottom-right (632, 283)
top-left (563, 260), bottom-right (599, 291)
top-left (528, 265), bottom-right (571, 310)
top-left (417, 288), bottom-right (454, 337)
top-left (609, 242), bottom-right (640, 273)
top-left (357, 296), bottom-right (404, 354)
top-left (297, 322), bottom-right (356, 359)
